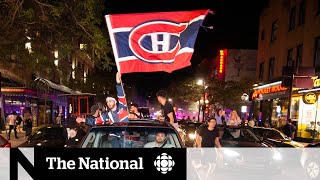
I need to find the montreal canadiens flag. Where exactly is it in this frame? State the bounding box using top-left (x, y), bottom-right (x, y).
top-left (105, 10), bottom-right (209, 74)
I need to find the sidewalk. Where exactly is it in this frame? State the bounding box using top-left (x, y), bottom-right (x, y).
top-left (0, 130), bottom-right (28, 147)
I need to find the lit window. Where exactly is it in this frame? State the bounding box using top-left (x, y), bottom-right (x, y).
top-left (72, 59), bottom-right (76, 70)
top-left (25, 42), bottom-right (33, 53)
top-left (80, 44), bottom-right (87, 50)
top-left (54, 60), bottom-right (59, 67)
top-left (54, 50), bottom-right (59, 58)
top-left (72, 71), bottom-right (75, 79)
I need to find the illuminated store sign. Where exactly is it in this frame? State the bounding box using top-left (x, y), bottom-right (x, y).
top-left (252, 84), bottom-right (288, 101)
top-left (313, 77), bottom-right (320, 88)
top-left (303, 92), bottom-right (317, 104)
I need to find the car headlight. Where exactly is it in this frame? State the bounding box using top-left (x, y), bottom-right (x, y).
top-left (224, 149), bottom-right (240, 158)
top-left (272, 150), bottom-right (282, 161)
top-left (188, 133), bottom-right (196, 140)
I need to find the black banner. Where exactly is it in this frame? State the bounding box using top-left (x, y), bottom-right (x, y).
top-left (10, 148), bottom-right (186, 180)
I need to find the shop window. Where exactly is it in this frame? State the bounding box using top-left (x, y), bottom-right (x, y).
top-left (289, 6), bottom-right (296, 31)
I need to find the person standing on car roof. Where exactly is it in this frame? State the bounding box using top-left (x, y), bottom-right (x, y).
top-left (128, 103), bottom-right (143, 119)
top-left (102, 72), bottom-right (129, 124)
top-left (156, 90), bottom-right (178, 129)
top-left (84, 72), bottom-right (129, 127)
top-left (85, 104), bottom-right (104, 128)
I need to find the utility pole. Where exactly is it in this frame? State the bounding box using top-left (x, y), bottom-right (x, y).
top-left (0, 73), bottom-right (7, 138)
top-left (202, 84), bottom-right (206, 122)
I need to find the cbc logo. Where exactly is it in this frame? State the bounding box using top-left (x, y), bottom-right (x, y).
top-left (154, 153), bottom-right (175, 174)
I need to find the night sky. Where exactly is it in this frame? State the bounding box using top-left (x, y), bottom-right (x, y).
top-left (103, 0), bottom-right (266, 105)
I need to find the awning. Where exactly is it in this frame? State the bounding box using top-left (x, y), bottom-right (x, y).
top-left (34, 77), bottom-right (93, 95)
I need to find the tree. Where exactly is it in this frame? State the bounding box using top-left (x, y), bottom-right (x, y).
top-left (167, 77), bottom-right (204, 112)
top-left (167, 76), bottom-right (254, 114)
top-left (206, 77), bottom-right (254, 112)
top-left (0, 0), bottom-right (114, 83)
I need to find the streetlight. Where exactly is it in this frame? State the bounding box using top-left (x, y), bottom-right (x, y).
top-left (168, 98), bottom-right (173, 102)
top-left (197, 79), bottom-right (204, 86)
top-left (197, 79), bottom-right (206, 122)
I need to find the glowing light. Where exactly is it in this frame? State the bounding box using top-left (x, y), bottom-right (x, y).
top-left (54, 59), bottom-right (59, 67)
top-left (25, 42), bottom-right (33, 53)
top-left (197, 79), bottom-right (204, 85)
top-left (54, 50), bottom-right (59, 58)
top-left (72, 71), bottom-right (75, 79)
top-left (241, 106), bottom-right (247, 113)
top-left (218, 49), bottom-right (225, 74)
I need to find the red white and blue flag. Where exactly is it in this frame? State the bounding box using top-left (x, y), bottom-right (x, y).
top-left (105, 10), bottom-right (209, 74)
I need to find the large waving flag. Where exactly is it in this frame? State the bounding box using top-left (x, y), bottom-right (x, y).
top-left (105, 10), bottom-right (209, 74)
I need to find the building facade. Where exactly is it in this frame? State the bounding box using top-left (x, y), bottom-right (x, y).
top-left (210, 49), bottom-right (257, 118)
top-left (254, 0), bottom-right (320, 139)
top-left (0, 43), bottom-right (95, 127)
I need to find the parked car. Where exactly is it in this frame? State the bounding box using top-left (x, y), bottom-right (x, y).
top-left (252, 126), bottom-right (305, 148)
top-left (19, 126), bottom-right (67, 148)
top-left (0, 135), bottom-right (11, 148)
top-left (192, 125), bottom-right (282, 177)
top-left (179, 121), bottom-right (203, 147)
top-left (79, 119), bottom-right (184, 148)
top-left (301, 147), bottom-right (320, 179)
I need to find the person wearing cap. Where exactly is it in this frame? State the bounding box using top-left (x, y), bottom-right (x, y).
top-left (101, 72), bottom-right (129, 124)
top-left (85, 104), bottom-right (104, 127)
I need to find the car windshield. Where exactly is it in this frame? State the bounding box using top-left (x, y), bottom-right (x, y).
top-left (222, 128), bottom-right (260, 142)
top-left (81, 127), bottom-right (181, 148)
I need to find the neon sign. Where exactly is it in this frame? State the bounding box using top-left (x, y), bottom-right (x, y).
top-left (252, 84), bottom-right (288, 100)
top-left (217, 49), bottom-right (227, 80)
top-left (219, 50), bottom-right (224, 73)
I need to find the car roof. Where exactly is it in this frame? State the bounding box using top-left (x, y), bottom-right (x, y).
top-left (92, 119), bottom-right (173, 128)
top-left (38, 125), bottom-right (66, 129)
top-left (253, 126), bottom-right (279, 131)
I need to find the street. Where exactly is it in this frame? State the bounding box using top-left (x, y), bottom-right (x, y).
top-left (1, 130), bottom-right (27, 148)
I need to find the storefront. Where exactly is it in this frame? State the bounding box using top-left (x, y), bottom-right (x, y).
top-left (251, 81), bottom-right (290, 127)
top-left (1, 87), bottom-right (70, 126)
top-left (290, 77), bottom-right (320, 139)
top-left (1, 88), bottom-right (40, 126)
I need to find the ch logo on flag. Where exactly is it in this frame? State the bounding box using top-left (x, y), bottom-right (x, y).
top-left (129, 21), bottom-right (188, 63)
top-left (105, 10), bottom-right (209, 74)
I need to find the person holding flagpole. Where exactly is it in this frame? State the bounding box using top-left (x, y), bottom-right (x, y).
top-left (102, 72), bottom-right (129, 124)
top-left (85, 72), bottom-right (129, 127)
